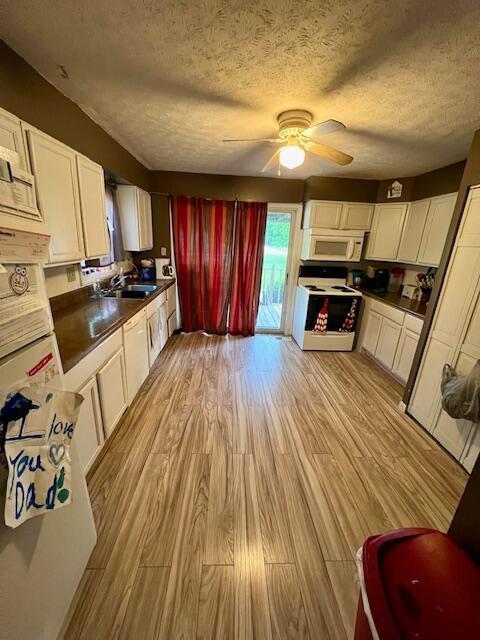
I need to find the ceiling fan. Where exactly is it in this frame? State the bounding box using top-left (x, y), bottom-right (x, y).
top-left (223, 109), bottom-right (353, 173)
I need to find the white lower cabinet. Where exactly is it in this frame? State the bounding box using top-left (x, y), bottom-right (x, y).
top-left (168, 312), bottom-right (177, 337)
top-left (97, 347), bottom-right (128, 437)
top-left (166, 285), bottom-right (178, 337)
top-left (160, 302), bottom-right (168, 349)
top-left (375, 318), bottom-right (402, 370)
top-left (362, 309), bottom-right (382, 355)
top-left (76, 376), bottom-right (104, 473)
top-left (392, 328), bottom-right (420, 383)
top-left (123, 309), bottom-right (150, 404)
top-left (147, 308), bottom-right (162, 367)
top-left (360, 298), bottom-right (423, 385)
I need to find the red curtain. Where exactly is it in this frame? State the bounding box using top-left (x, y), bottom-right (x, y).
top-left (229, 201), bottom-right (268, 336)
top-left (171, 195), bottom-right (235, 334)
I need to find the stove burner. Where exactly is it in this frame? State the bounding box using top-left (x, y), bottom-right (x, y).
top-left (306, 285), bottom-right (326, 292)
top-left (331, 286), bottom-right (351, 292)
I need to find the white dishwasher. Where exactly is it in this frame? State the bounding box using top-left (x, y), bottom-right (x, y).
top-left (123, 308), bottom-right (149, 404)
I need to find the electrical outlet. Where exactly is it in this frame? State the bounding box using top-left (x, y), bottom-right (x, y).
top-left (66, 265), bottom-right (77, 282)
top-left (161, 247), bottom-right (167, 256)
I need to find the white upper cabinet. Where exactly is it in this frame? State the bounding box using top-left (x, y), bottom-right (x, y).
top-left (117, 185), bottom-right (153, 251)
top-left (76, 155), bottom-right (109, 259)
top-left (26, 128), bottom-right (85, 264)
top-left (397, 199), bottom-right (430, 263)
top-left (0, 108), bottom-right (29, 171)
top-left (303, 200), bottom-right (343, 229)
top-left (417, 193), bottom-right (456, 266)
top-left (366, 203), bottom-right (408, 260)
top-left (303, 200), bottom-right (373, 231)
top-left (340, 202), bottom-right (374, 230)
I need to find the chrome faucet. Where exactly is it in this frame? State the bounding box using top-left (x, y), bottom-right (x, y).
top-left (109, 272), bottom-right (130, 289)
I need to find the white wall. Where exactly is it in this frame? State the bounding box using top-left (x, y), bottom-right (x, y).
top-left (44, 264), bottom-right (82, 298)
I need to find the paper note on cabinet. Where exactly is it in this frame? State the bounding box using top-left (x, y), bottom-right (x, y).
top-left (1, 384), bottom-right (83, 528)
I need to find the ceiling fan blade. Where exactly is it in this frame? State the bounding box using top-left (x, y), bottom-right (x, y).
top-left (304, 141), bottom-right (353, 166)
top-left (261, 149), bottom-right (281, 173)
top-left (222, 137), bottom-right (281, 143)
top-left (301, 119), bottom-right (345, 138)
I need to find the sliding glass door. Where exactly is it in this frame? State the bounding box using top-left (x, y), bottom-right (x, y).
top-left (256, 210), bottom-right (294, 332)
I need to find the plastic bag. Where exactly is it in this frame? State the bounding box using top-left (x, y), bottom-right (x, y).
top-left (441, 361), bottom-right (480, 422)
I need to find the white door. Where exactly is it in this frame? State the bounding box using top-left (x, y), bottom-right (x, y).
top-left (0, 107), bottom-right (29, 171)
top-left (432, 353), bottom-right (477, 458)
top-left (362, 309), bottom-right (382, 355)
top-left (392, 328), bottom-right (420, 383)
top-left (76, 155), bottom-right (109, 259)
top-left (409, 337), bottom-right (453, 431)
top-left (27, 129), bottom-right (85, 263)
top-left (97, 347), bottom-right (128, 437)
top-left (340, 203), bottom-right (374, 230)
top-left (417, 193), bottom-right (456, 266)
top-left (375, 317), bottom-right (402, 370)
top-left (397, 199), bottom-right (430, 263)
top-left (76, 376), bottom-right (104, 473)
top-left (123, 310), bottom-right (149, 403)
top-left (257, 204), bottom-right (301, 333)
top-left (367, 203), bottom-right (408, 260)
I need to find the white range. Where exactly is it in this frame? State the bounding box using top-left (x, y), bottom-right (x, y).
top-left (292, 266), bottom-right (363, 351)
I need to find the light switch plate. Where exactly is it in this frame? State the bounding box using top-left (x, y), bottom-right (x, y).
top-left (161, 247), bottom-right (167, 256)
top-left (66, 265), bottom-right (77, 282)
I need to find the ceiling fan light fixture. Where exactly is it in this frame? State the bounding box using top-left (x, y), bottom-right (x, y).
top-left (279, 144), bottom-right (305, 169)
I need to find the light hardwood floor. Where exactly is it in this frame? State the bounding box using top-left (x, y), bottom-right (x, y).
top-left (62, 333), bottom-right (468, 639)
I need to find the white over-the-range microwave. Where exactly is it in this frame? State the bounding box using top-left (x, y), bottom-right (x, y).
top-left (301, 228), bottom-right (365, 262)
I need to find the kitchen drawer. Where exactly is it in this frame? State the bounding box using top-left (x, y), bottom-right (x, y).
top-left (404, 313), bottom-right (424, 334)
top-left (370, 298), bottom-right (405, 325)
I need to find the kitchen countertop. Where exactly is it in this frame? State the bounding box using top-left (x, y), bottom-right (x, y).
top-left (357, 287), bottom-right (429, 319)
top-left (51, 279), bottom-right (175, 373)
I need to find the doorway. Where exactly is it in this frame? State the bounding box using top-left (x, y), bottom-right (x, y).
top-left (256, 204), bottom-right (301, 333)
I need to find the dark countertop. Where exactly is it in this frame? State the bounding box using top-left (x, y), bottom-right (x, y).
top-left (52, 279), bottom-right (175, 373)
top-left (357, 287), bottom-right (429, 319)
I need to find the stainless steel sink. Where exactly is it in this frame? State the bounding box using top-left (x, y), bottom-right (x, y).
top-left (122, 284), bottom-right (157, 293)
top-left (92, 282), bottom-right (159, 300)
top-left (103, 289), bottom-right (152, 299)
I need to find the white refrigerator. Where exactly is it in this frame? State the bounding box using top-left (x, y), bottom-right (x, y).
top-left (0, 236), bottom-right (96, 639)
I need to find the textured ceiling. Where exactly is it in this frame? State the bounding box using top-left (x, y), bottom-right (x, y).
top-left (2, 0), bottom-right (480, 179)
